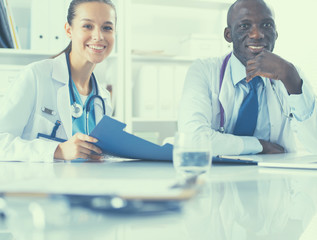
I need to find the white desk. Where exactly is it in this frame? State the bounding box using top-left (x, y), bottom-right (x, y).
top-left (0, 157), bottom-right (316, 240)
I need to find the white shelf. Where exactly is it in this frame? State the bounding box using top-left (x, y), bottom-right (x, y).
top-left (0, 49), bottom-right (118, 65)
top-left (133, 0), bottom-right (231, 9)
top-left (132, 54), bottom-right (196, 63)
top-left (0, 48), bottom-right (57, 56)
top-left (0, 49), bottom-right (55, 65)
top-left (0, 48), bottom-right (119, 58)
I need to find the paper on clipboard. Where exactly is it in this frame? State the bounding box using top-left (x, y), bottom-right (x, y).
top-left (89, 115), bottom-right (173, 161)
top-left (257, 154), bottom-right (317, 170)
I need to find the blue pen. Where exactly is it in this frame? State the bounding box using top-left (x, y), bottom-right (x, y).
top-left (37, 120), bottom-right (66, 143)
top-left (51, 120), bottom-right (61, 138)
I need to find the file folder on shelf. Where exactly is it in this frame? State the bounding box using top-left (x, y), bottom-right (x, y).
top-left (90, 115), bottom-right (173, 161)
top-left (0, 0), bottom-right (14, 48)
top-left (1, 0), bottom-right (20, 49)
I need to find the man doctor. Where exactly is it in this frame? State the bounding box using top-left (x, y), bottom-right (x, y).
top-left (178, 0), bottom-right (317, 156)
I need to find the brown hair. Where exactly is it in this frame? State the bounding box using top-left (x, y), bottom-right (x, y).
top-left (53, 0), bottom-right (117, 58)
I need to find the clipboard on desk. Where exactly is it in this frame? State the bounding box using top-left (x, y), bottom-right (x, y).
top-left (1, 178), bottom-right (198, 200)
top-left (2, 178), bottom-right (200, 215)
top-left (89, 115), bottom-right (173, 161)
top-left (3, 192), bottom-right (189, 215)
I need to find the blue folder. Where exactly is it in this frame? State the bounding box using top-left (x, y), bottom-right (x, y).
top-left (89, 116), bottom-right (257, 164)
top-left (89, 115), bottom-right (173, 161)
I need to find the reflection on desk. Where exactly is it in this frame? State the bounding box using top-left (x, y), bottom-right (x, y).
top-left (0, 155), bottom-right (316, 240)
top-left (183, 179), bottom-right (316, 240)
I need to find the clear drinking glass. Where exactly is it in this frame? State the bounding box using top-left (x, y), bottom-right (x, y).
top-left (173, 132), bottom-right (212, 178)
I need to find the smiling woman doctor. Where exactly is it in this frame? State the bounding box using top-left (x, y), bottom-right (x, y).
top-left (0, 0), bottom-right (116, 162)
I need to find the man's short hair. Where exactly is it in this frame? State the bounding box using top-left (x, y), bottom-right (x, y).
top-left (227, 0), bottom-right (274, 27)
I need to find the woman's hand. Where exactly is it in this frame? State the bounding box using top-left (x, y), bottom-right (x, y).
top-left (54, 133), bottom-right (102, 160)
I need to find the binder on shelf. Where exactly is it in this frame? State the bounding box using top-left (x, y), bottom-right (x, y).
top-left (133, 64), bottom-right (188, 121)
top-left (173, 66), bottom-right (187, 118)
top-left (134, 65), bottom-right (159, 118)
top-left (158, 66), bottom-right (174, 119)
top-left (49, 0), bottom-right (69, 51)
top-left (31, 0), bottom-right (50, 51)
top-left (0, 0), bottom-right (13, 48)
top-left (0, 0), bottom-right (17, 48)
top-left (31, 0), bottom-right (68, 52)
top-left (2, 0), bottom-right (20, 48)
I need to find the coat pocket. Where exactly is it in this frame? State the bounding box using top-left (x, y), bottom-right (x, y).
top-left (31, 113), bottom-right (56, 138)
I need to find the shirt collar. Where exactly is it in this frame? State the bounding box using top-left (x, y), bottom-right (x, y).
top-left (230, 53), bottom-right (266, 87)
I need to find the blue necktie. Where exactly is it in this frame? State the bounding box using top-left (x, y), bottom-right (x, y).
top-left (233, 76), bottom-right (261, 136)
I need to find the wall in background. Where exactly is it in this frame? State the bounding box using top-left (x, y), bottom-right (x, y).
top-left (266, 0), bottom-right (317, 93)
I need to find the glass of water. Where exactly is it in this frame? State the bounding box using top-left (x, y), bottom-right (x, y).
top-left (173, 132), bottom-right (212, 178)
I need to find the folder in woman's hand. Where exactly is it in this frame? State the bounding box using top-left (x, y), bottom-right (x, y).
top-left (90, 115), bottom-right (173, 161)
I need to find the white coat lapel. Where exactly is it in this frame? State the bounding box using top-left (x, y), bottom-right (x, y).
top-left (52, 54), bottom-right (72, 139)
top-left (266, 80), bottom-right (283, 142)
top-left (218, 61), bottom-right (236, 131)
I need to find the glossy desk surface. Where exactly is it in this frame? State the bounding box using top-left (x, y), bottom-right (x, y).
top-left (0, 155), bottom-right (316, 240)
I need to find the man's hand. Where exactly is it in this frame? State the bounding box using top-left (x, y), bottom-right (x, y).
top-left (54, 133), bottom-right (103, 160)
top-left (259, 139), bottom-right (285, 154)
top-left (246, 50), bottom-right (302, 94)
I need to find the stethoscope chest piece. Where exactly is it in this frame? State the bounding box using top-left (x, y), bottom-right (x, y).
top-left (66, 52), bottom-right (106, 124)
top-left (71, 102), bottom-right (83, 118)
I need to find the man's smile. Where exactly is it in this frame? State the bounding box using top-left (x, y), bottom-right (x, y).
top-left (247, 45), bottom-right (266, 53)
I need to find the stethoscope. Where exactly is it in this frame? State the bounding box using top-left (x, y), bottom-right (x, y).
top-left (66, 52), bottom-right (106, 134)
top-left (218, 52), bottom-right (293, 133)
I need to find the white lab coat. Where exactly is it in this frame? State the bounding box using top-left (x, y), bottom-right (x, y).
top-left (0, 53), bottom-right (113, 162)
top-left (178, 55), bottom-right (317, 156)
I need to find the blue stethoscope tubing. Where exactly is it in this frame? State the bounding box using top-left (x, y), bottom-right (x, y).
top-left (66, 52), bottom-right (106, 134)
top-left (218, 52), bottom-right (292, 133)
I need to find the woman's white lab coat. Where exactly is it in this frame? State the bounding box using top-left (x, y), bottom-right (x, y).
top-left (0, 53), bottom-right (113, 162)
